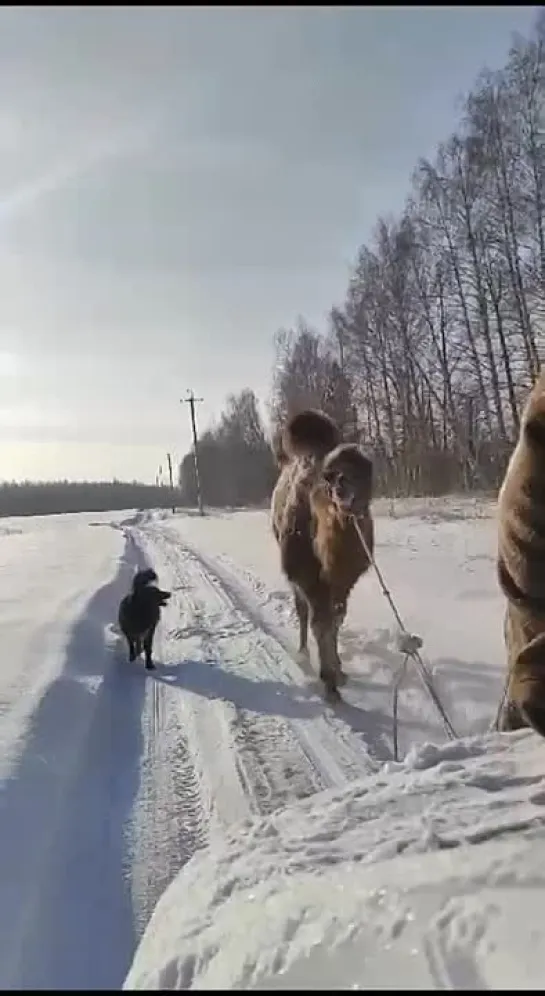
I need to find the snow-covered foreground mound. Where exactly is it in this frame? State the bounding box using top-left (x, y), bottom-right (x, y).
top-left (125, 729), bottom-right (545, 991)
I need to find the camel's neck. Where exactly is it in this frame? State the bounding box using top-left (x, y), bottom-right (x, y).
top-left (311, 487), bottom-right (373, 587)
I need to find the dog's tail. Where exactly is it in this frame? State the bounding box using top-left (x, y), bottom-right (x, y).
top-left (281, 409), bottom-right (341, 463)
top-left (132, 567), bottom-right (158, 592)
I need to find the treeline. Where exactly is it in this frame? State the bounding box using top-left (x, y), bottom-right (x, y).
top-left (179, 390), bottom-right (276, 507)
top-left (0, 480), bottom-right (181, 519)
top-left (180, 13), bottom-right (545, 505)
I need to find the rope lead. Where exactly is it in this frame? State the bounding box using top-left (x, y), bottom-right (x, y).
top-left (351, 517), bottom-right (458, 760)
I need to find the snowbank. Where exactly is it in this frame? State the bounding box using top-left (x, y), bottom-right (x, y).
top-left (124, 729), bottom-right (545, 990)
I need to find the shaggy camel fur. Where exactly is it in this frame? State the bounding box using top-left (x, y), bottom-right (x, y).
top-left (271, 409), bottom-right (374, 699)
top-left (497, 370), bottom-right (545, 738)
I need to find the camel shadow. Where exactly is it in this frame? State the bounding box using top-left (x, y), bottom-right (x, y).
top-left (154, 660), bottom-right (324, 722)
top-left (335, 697), bottom-right (395, 762)
top-left (157, 657), bottom-right (401, 763)
top-left (286, 647), bottom-right (399, 763)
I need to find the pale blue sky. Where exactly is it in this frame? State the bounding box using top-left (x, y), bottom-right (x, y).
top-left (0, 5), bottom-right (538, 482)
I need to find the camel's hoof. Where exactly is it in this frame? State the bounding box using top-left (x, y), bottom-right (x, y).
top-left (324, 684), bottom-right (342, 704)
top-left (497, 701), bottom-right (527, 733)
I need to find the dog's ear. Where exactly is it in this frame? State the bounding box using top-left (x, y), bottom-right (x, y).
top-left (133, 567), bottom-right (158, 589)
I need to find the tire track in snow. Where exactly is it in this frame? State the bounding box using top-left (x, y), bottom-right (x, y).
top-left (130, 676), bottom-right (209, 934)
top-left (163, 524), bottom-right (378, 779)
top-left (231, 710), bottom-right (317, 816)
top-left (132, 522), bottom-right (377, 828)
top-left (143, 527), bottom-right (324, 818)
top-left (174, 559), bottom-right (326, 816)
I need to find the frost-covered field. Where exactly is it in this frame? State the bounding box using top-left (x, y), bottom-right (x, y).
top-left (1, 498), bottom-right (544, 990)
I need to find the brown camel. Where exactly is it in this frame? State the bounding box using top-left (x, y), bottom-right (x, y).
top-left (271, 409), bottom-right (374, 700)
top-left (497, 370), bottom-right (545, 738)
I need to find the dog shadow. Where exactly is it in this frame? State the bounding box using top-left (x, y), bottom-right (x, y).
top-left (154, 660), bottom-right (324, 722)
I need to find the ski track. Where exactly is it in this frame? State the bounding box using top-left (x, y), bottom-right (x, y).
top-left (0, 509), bottom-right (388, 990)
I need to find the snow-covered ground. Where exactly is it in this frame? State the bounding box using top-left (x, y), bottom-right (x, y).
top-left (1, 497), bottom-right (543, 990)
top-left (126, 731), bottom-right (545, 991)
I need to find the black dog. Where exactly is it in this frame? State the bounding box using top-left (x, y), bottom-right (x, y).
top-left (118, 568), bottom-right (171, 671)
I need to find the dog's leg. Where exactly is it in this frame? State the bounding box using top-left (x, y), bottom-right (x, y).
top-left (128, 639), bottom-right (137, 662)
top-left (143, 627), bottom-right (157, 671)
top-left (293, 587), bottom-right (309, 653)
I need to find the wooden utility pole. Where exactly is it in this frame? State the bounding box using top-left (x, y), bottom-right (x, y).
top-left (181, 390), bottom-right (204, 516)
top-left (337, 326), bottom-right (345, 376)
top-left (166, 452), bottom-right (175, 514)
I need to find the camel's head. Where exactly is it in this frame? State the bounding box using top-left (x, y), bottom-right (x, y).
top-left (322, 443), bottom-right (373, 517)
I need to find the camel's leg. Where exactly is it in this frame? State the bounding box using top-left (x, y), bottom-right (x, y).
top-left (334, 652), bottom-right (348, 685)
top-left (333, 601), bottom-right (348, 685)
top-left (497, 698), bottom-right (528, 732)
top-left (293, 587), bottom-right (309, 653)
top-left (310, 602), bottom-right (340, 699)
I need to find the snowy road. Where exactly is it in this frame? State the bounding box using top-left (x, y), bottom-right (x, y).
top-left (128, 515), bottom-right (381, 937)
top-left (0, 499), bottom-right (509, 989)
